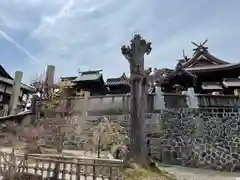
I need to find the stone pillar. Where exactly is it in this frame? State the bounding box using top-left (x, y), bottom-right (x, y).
top-left (9, 71), bottom-right (23, 115)
top-left (46, 65), bottom-right (55, 94)
top-left (45, 65), bottom-right (55, 89)
top-left (121, 34), bottom-right (152, 166)
top-left (187, 87), bottom-right (198, 108)
top-left (154, 87), bottom-right (165, 110)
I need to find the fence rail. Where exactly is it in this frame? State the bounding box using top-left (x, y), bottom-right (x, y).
top-left (0, 153), bottom-right (123, 180)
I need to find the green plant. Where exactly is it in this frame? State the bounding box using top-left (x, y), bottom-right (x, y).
top-left (85, 117), bottom-right (129, 157)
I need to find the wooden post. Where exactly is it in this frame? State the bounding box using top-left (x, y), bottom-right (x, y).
top-left (9, 71), bottom-right (23, 115)
top-left (121, 34), bottom-right (152, 166)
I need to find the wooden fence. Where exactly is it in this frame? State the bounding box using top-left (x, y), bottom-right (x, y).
top-left (0, 153), bottom-right (124, 180)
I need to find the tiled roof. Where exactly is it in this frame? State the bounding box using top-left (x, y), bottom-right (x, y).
top-left (166, 68), bottom-right (195, 80)
top-left (0, 76), bottom-right (36, 92)
top-left (185, 63), bottom-right (240, 73)
top-left (0, 110), bottom-right (32, 121)
top-left (60, 76), bottom-right (77, 81)
top-left (81, 70), bottom-right (102, 74)
top-left (106, 78), bottom-right (129, 86)
top-left (0, 65), bottom-right (12, 79)
top-left (73, 70), bottom-right (103, 82)
top-left (182, 45), bottom-right (229, 68)
top-left (106, 73), bottom-right (130, 86)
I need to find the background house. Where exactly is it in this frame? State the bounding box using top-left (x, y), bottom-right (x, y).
top-left (0, 65), bottom-right (36, 112)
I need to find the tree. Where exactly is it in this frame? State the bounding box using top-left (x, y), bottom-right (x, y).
top-left (29, 67), bottom-right (83, 179)
top-left (121, 34), bottom-right (152, 166)
top-left (33, 107), bottom-right (80, 180)
top-left (84, 117), bottom-right (129, 159)
top-left (39, 116), bottom-right (79, 152)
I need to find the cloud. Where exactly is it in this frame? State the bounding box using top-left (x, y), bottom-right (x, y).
top-left (0, 0), bottom-right (240, 83)
top-left (0, 28), bottom-right (41, 64)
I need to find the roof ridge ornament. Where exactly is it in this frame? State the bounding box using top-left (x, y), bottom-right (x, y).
top-left (191, 39), bottom-right (208, 52)
top-left (182, 49), bottom-right (190, 62)
top-left (121, 72), bottom-right (127, 78)
top-left (176, 49), bottom-right (190, 63)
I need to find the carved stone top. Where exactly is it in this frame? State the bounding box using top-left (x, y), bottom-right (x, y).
top-left (130, 66), bottom-right (152, 81)
top-left (121, 34), bottom-right (152, 67)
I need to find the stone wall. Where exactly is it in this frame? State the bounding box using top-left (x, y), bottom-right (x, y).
top-left (40, 109), bottom-right (240, 172)
top-left (148, 109), bottom-right (240, 172)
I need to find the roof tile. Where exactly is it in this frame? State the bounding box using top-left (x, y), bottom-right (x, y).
top-left (73, 73), bottom-right (102, 82)
top-left (106, 78), bottom-right (129, 86)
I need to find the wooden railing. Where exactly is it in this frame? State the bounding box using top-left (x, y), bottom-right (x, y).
top-left (0, 153), bottom-right (124, 180)
top-left (157, 93), bottom-right (240, 109)
top-left (197, 94), bottom-right (239, 107)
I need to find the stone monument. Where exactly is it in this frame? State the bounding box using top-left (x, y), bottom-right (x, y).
top-left (121, 34), bottom-right (152, 165)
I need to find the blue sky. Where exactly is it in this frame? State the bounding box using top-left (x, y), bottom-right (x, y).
top-left (0, 0), bottom-right (240, 83)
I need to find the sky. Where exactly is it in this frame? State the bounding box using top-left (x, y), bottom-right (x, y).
top-left (0, 0), bottom-right (240, 83)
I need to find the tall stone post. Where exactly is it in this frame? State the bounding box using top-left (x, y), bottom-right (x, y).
top-left (45, 65), bottom-right (55, 99)
top-left (121, 34), bottom-right (152, 166)
top-left (46, 65), bottom-right (55, 88)
top-left (9, 71), bottom-right (23, 115)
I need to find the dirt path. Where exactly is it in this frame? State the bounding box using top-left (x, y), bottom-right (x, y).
top-left (159, 164), bottom-right (240, 180)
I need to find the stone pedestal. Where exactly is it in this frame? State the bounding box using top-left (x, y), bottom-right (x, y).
top-left (187, 87), bottom-right (198, 108)
top-left (154, 87), bottom-right (165, 110)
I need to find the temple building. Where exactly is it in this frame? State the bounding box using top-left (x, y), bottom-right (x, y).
top-left (59, 40), bottom-right (240, 96)
top-left (160, 40), bottom-right (240, 94)
top-left (72, 70), bottom-right (108, 96)
top-left (105, 73), bottom-right (130, 94)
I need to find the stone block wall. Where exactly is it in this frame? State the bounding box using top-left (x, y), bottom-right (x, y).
top-left (41, 109), bottom-right (240, 172)
top-left (148, 109), bottom-right (240, 172)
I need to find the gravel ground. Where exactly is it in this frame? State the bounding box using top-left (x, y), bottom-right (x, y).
top-left (159, 164), bottom-right (240, 180)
